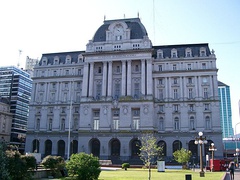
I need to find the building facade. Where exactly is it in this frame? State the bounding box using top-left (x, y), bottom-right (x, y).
top-left (0, 96), bottom-right (12, 142)
top-left (218, 81), bottom-right (234, 138)
top-left (25, 56), bottom-right (39, 78)
top-left (0, 66), bottom-right (32, 153)
top-left (25, 18), bottom-right (223, 163)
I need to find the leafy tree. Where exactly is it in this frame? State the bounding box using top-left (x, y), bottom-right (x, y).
top-left (173, 148), bottom-right (192, 169)
top-left (66, 152), bottom-right (101, 180)
top-left (6, 147), bottom-right (36, 180)
top-left (42, 155), bottom-right (65, 178)
top-left (139, 133), bottom-right (163, 180)
top-left (0, 142), bottom-right (10, 180)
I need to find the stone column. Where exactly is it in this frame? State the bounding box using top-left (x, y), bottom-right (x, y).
top-left (45, 83), bottom-right (49, 102)
top-left (127, 60), bottom-right (132, 96)
top-left (141, 59), bottom-right (146, 96)
top-left (102, 62), bottom-right (107, 97)
top-left (121, 60), bottom-right (126, 96)
top-left (107, 61), bottom-right (113, 97)
top-left (146, 59), bottom-right (153, 95)
top-left (88, 62), bottom-right (94, 97)
top-left (82, 63), bottom-right (89, 97)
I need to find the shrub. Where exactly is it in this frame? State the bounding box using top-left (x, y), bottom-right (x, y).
top-left (42, 155), bottom-right (65, 178)
top-left (6, 148), bottom-right (36, 180)
top-left (122, 163), bottom-right (130, 170)
top-left (66, 153), bottom-right (101, 180)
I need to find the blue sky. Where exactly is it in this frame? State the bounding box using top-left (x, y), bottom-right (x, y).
top-left (0, 0), bottom-right (240, 133)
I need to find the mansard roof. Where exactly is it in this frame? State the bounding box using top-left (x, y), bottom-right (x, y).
top-left (152, 43), bottom-right (212, 58)
top-left (39, 51), bottom-right (84, 65)
top-left (92, 18), bottom-right (148, 42)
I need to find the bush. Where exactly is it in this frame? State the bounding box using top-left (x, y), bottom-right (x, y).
top-left (122, 163), bottom-right (130, 170)
top-left (66, 153), bottom-right (101, 180)
top-left (42, 155), bottom-right (65, 178)
top-left (6, 148), bottom-right (36, 180)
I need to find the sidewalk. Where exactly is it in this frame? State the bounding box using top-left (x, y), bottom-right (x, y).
top-left (223, 168), bottom-right (240, 180)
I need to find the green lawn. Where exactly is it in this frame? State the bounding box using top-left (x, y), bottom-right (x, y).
top-left (98, 168), bottom-right (225, 180)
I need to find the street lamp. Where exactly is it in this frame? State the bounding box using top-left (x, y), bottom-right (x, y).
top-left (236, 148), bottom-right (239, 168)
top-left (195, 131), bottom-right (208, 177)
top-left (209, 143), bottom-right (217, 172)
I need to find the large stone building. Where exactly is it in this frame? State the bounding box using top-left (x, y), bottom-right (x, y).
top-left (25, 17), bottom-right (223, 163)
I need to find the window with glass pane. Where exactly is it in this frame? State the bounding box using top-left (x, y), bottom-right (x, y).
top-left (48, 119), bottom-right (52, 131)
top-left (173, 89), bottom-right (178, 99)
top-left (159, 117), bottom-right (164, 130)
top-left (114, 83), bottom-right (120, 99)
top-left (173, 64), bottom-right (177, 70)
top-left (93, 111), bottom-right (100, 130)
top-left (159, 65), bottom-right (162, 71)
top-left (159, 89), bottom-right (164, 100)
top-left (174, 117), bottom-right (179, 130)
top-left (203, 88), bottom-right (208, 98)
top-left (134, 83), bottom-right (140, 98)
top-left (205, 116), bottom-right (211, 129)
top-left (188, 88), bottom-right (193, 98)
top-left (61, 119), bottom-right (65, 131)
top-left (36, 119), bottom-right (40, 130)
top-left (96, 84), bottom-right (102, 99)
top-left (190, 116), bottom-right (195, 129)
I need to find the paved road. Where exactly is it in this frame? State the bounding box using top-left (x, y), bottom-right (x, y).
top-left (223, 168), bottom-right (240, 180)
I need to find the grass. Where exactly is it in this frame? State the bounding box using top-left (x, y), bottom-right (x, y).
top-left (98, 168), bottom-right (225, 180)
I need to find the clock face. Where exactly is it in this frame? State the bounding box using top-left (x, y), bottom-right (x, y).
top-left (114, 24), bottom-right (123, 35)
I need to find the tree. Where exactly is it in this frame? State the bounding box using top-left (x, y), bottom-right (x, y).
top-left (6, 146), bottom-right (37, 180)
top-left (42, 155), bottom-right (65, 178)
top-left (139, 133), bottom-right (163, 180)
top-left (173, 148), bottom-right (192, 169)
top-left (66, 152), bottom-right (101, 180)
top-left (0, 142), bottom-right (10, 180)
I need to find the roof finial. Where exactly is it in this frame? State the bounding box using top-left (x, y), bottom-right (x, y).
top-left (137, 11), bottom-right (139, 18)
top-left (104, 15), bottom-right (106, 21)
top-left (124, 14), bottom-right (125, 19)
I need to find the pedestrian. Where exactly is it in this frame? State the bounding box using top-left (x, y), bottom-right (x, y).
top-left (229, 162), bottom-right (234, 180)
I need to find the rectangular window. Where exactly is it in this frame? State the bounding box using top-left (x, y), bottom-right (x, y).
top-left (61, 107), bottom-right (66, 113)
top-left (116, 66), bottom-right (121, 73)
top-left (173, 64), bottom-right (177, 71)
top-left (173, 89), bottom-right (178, 99)
top-left (159, 89), bottom-right (164, 100)
top-left (159, 79), bottom-right (163, 85)
top-left (36, 119), bottom-right (40, 130)
top-left (174, 120), bottom-right (179, 130)
top-left (189, 104), bottom-right (194, 111)
top-left (188, 77), bottom-right (193, 84)
top-left (158, 65), bottom-right (162, 71)
top-left (202, 63), bottom-right (206, 69)
top-left (159, 105), bottom-right (164, 112)
top-left (159, 119), bottom-right (164, 130)
top-left (204, 103), bottom-right (209, 110)
top-left (78, 69), bottom-right (82, 75)
top-left (93, 110), bottom-right (100, 130)
top-left (132, 109), bottom-right (140, 130)
top-left (187, 64), bottom-right (191, 70)
top-left (48, 119), bottom-right (52, 131)
top-left (188, 88), bottom-right (193, 99)
top-left (174, 104), bottom-right (179, 112)
top-left (114, 83), bottom-right (120, 99)
top-left (112, 109), bottom-right (120, 130)
top-left (96, 84), bottom-right (102, 99)
top-left (173, 78), bottom-right (178, 84)
top-left (203, 88), bottom-right (208, 98)
top-left (134, 83), bottom-right (140, 99)
top-left (66, 70), bottom-right (69, 75)
top-left (61, 119), bottom-right (65, 131)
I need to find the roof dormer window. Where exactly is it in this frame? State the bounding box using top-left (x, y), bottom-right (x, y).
top-left (78, 54), bottom-right (84, 63)
top-left (171, 49), bottom-right (178, 58)
top-left (53, 56), bottom-right (59, 65)
top-left (157, 49), bottom-right (163, 59)
top-left (66, 55), bottom-right (71, 64)
top-left (185, 48), bottom-right (192, 57)
top-left (42, 57), bottom-right (48, 66)
top-left (200, 47), bottom-right (206, 57)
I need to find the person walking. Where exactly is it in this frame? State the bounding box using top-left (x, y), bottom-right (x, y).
top-left (229, 162), bottom-right (235, 180)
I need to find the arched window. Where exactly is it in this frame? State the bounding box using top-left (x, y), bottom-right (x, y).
top-left (70, 140), bottom-right (78, 155)
top-left (91, 139), bottom-right (100, 157)
top-left (131, 139), bottom-right (141, 157)
top-left (172, 140), bottom-right (182, 153)
top-left (57, 140), bottom-right (65, 157)
top-left (111, 139), bottom-right (120, 156)
top-left (159, 117), bottom-right (164, 131)
top-left (45, 140), bottom-right (52, 156)
top-left (158, 140), bottom-right (166, 157)
top-left (32, 139), bottom-right (40, 153)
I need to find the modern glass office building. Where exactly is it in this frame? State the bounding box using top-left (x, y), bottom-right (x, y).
top-left (0, 66), bottom-right (32, 153)
top-left (218, 81), bottom-right (234, 138)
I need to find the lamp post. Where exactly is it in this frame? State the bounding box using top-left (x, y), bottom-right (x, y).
top-left (236, 148), bottom-right (239, 168)
top-left (209, 143), bottom-right (217, 172)
top-left (195, 131), bottom-right (208, 177)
